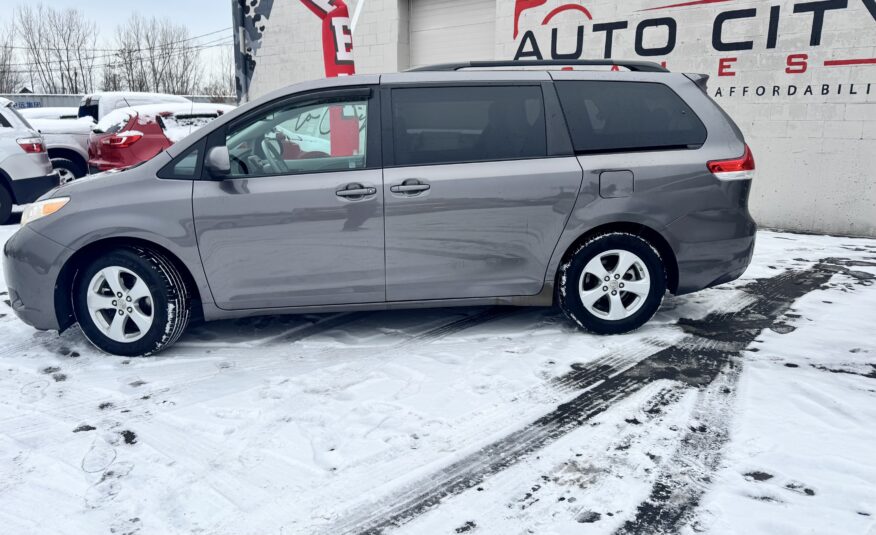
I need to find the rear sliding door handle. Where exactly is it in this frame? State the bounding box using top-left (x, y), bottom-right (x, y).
top-left (390, 179), bottom-right (430, 195)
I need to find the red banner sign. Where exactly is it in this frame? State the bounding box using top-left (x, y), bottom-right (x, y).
top-left (299, 0), bottom-right (356, 77)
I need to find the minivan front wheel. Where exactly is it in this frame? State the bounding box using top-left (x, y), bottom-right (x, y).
top-left (73, 247), bottom-right (191, 356)
top-left (559, 233), bottom-right (666, 335)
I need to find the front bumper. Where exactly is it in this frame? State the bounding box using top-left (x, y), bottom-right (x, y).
top-left (9, 172), bottom-right (60, 205)
top-left (2, 225), bottom-right (72, 331)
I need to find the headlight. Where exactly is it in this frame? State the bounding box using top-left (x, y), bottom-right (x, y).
top-left (21, 197), bottom-right (70, 226)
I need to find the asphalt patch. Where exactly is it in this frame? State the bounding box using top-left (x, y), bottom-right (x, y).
top-left (744, 471), bottom-right (774, 482)
top-left (120, 430), bottom-right (137, 445)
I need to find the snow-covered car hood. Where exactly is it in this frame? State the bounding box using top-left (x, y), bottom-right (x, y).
top-left (30, 117), bottom-right (94, 135)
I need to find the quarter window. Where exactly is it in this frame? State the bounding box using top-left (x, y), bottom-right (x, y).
top-left (391, 86), bottom-right (547, 167)
top-left (158, 142), bottom-right (202, 179)
top-left (171, 147), bottom-right (200, 177)
top-left (555, 81), bottom-right (707, 154)
top-left (225, 99), bottom-right (368, 178)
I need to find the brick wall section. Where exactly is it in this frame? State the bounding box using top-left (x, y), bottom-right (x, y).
top-left (246, 0), bottom-right (876, 236)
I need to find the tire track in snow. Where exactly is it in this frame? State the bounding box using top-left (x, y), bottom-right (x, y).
top-left (217, 335), bottom-right (669, 535)
top-left (614, 259), bottom-right (874, 535)
top-left (325, 261), bottom-right (862, 535)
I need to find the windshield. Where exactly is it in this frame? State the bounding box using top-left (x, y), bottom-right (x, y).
top-left (7, 106), bottom-right (35, 130)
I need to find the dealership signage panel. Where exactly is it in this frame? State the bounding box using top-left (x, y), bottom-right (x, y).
top-left (234, 0), bottom-right (875, 236)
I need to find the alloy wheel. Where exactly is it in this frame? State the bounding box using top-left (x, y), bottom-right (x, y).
top-left (577, 249), bottom-right (651, 321)
top-left (86, 266), bottom-right (154, 342)
top-left (57, 167), bottom-right (76, 185)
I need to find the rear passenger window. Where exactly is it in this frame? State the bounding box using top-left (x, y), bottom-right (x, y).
top-left (555, 81), bottom-right (706, 154)
top-left (391, 86), bottom-right (547, 166)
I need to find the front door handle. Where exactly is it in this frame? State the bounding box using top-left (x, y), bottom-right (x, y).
top-left (390, 179), bottom-right (430, 195)
top-left (336, 183), bottom-right (377, 199)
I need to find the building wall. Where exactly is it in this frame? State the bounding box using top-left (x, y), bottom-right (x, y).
top-left (240, 0), bottom-right (876, 236)
top-left (246, 0), bottom-right (410, 98)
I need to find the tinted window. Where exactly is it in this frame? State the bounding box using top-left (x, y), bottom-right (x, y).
top-left (172, 147), bottom-right (200, 177)
top-left (79, 96), bottom-right (100, 121)
top-left (159, 142), bottom-right (201, 179)
top-left (555, 81), bottom-right (706, 154)
top-left (0, 112), bottom-right (10, 128)
top-left (391, 86), bottom-right (547, 166)
top-left (225, 99), bottom-right (368, 178)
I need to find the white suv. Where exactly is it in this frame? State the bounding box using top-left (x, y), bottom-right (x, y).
top-left (0, 98), bottom-right (59, 224)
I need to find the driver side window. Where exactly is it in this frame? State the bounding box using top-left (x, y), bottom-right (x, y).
top-left (225, 98), bottom-right (368, 178)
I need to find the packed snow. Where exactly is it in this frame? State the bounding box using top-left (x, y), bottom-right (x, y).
top-left (95, 103), bottom-right (235, 139)
top-left (0, 223), bottom-right (874, 535)
top-left (19, 107), bottom-right (80, 121)
top-left (29, 117), bottom-right (95, 135)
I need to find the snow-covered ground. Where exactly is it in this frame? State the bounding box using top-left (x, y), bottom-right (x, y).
top-left (0, 223), bottom-right (874, 535)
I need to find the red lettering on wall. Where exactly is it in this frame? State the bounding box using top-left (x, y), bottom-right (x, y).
top-left (785, 53), bottom-right (808, 74)
top-left (718, 57), bottom-right (737, 76)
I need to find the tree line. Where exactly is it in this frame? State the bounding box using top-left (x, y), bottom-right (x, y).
top-left (0, 4), bottom-right (235, 98)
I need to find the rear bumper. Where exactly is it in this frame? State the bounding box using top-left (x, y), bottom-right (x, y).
top-left (2, 225), bottom-right (71, 331)
top-left (8, 172), bottom-right (60, 204)
top-left (665, 180), bottom-right (757, 295)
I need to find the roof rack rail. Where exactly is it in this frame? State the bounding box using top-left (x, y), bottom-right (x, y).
top-left (408, 60), bottom-right (669, 73)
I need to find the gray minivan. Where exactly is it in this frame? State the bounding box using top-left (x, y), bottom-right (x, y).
top-left (3, 60), bottom-right (756, 356)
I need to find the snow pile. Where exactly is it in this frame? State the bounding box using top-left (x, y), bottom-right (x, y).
top-left (0, 227), bottom-right (873, 535)
top-left (30, 117), bottom-right (94, 135)
top-left (159, 104), bottom-right (235, 142)
top-left (95, 103), bottom-right (235, 137)
top-left (19, 107), bottom-right (79, 120)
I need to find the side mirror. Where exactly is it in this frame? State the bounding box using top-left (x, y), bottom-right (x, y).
top-left (205, 146), bottom-right (231, 178)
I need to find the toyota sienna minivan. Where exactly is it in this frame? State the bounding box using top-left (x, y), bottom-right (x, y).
top-left (3, 60), bottom-right (757, 356)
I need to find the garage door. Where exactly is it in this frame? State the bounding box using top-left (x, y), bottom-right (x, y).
top-left (409, 0), bottom-right (496, 69)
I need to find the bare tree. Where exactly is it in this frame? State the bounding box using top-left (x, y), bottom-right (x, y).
top-left (15, 4), bottom-right (98, 93)
top-left (100, 58), bottom-right (124, 92)
top-left (200, 45), bottom-right (236, 102)
top-left (114, 15), bottom-right (204, 95)
top-left (0, 25), bottom-right (23, 93)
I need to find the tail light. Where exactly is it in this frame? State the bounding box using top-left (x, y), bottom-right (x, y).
top-left (707, 144), bottom-right (755, 181)
top-left (101, 131), bottom-right (143, 148)
top-left (17, 137), bottom-right (45, 154)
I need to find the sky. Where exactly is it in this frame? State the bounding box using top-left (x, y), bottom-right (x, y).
top-left (24, 0), bottom-right (235, 39)
top-left (2, 0), bottom-right (236, 79)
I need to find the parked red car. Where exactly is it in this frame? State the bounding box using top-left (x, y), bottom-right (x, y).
top-left (88, 103), bottom-right (234, 173)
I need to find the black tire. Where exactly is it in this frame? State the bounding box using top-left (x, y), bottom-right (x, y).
top-left (0, 186), bottom-right (12, 225)
top-left (558, 232), bottom-right (666, 335)
top-left (73, 247), bottom-right (191, 356)
top-left (51, 157), bottom-right (85, 184)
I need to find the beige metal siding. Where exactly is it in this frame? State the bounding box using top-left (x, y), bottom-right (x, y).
top-left (409, 0), bottom-right (496, 68)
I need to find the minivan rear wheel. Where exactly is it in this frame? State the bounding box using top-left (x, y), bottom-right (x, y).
top-left (73, 247), bottom-right (191, 356)
top-left (559, 233), bottom-right (666, 335)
